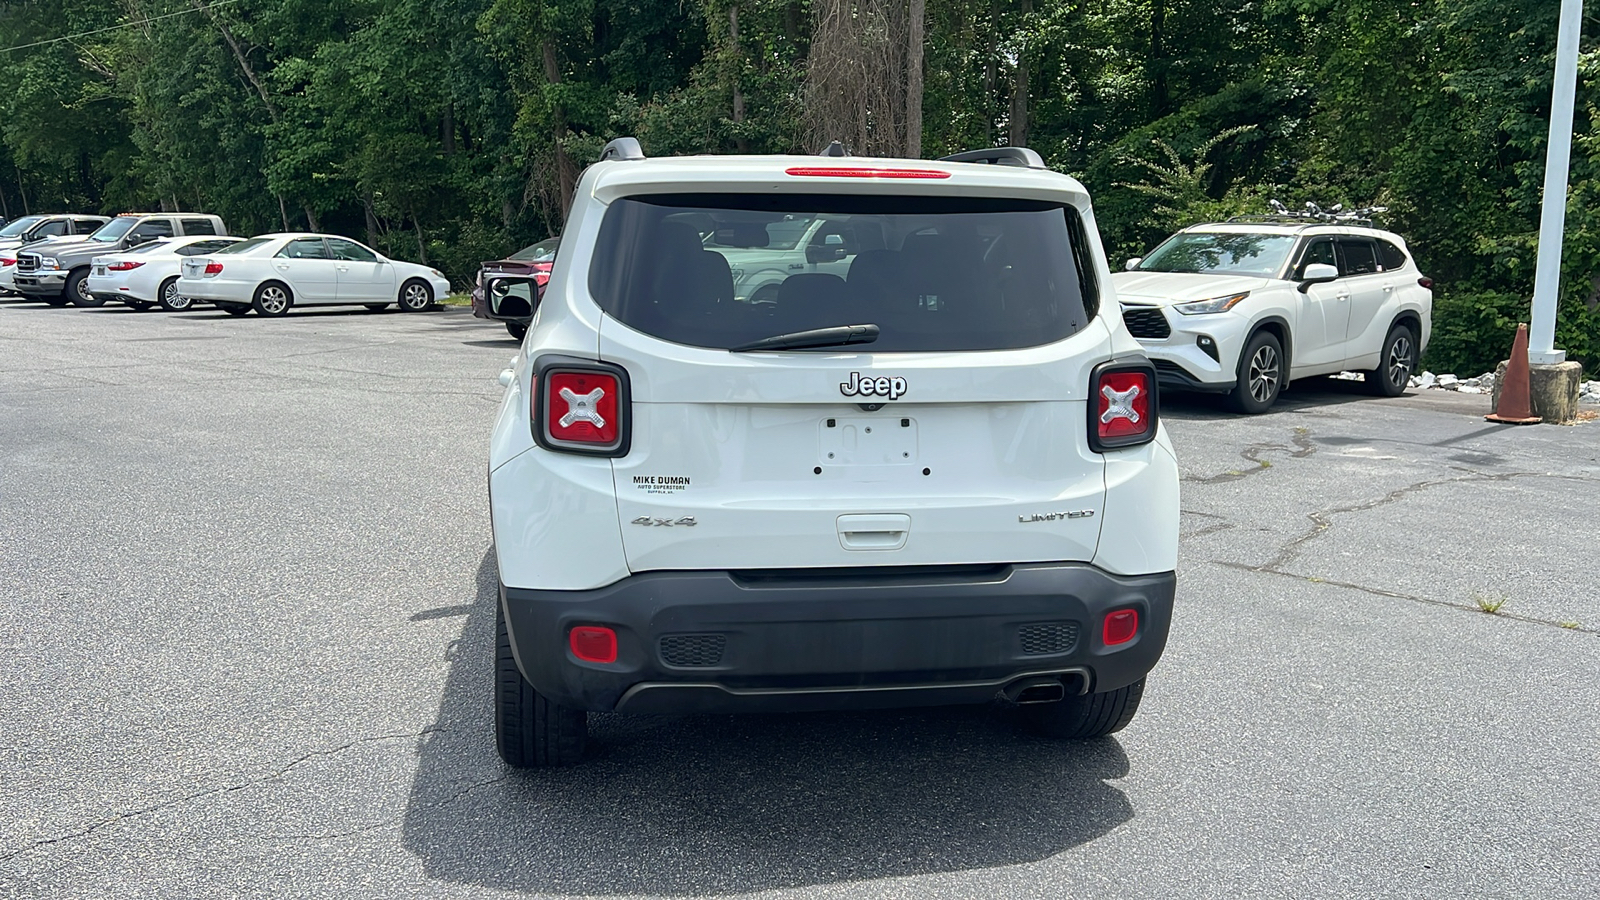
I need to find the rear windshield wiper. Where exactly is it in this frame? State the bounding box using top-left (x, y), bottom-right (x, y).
top-left (729, 324), bottom-right (880, 352)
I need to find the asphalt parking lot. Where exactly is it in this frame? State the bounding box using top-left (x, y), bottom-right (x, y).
top-left (2, 299), bottom-right (1597, 899)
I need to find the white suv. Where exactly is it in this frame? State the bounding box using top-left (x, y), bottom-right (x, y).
top-left (1112, 217), bottom-right (1433, 413)
top-left (484, 140), bottom-right (1179, 767)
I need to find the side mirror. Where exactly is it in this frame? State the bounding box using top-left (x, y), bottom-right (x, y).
top-left (806, 244), bottom-right (848, 264)
top-left (1297, 262), bottom-right (1339, 292)
top-left (1124, 257), bottom-right (1143, 271)
top-left (484, 275), bottom-right (538, 321)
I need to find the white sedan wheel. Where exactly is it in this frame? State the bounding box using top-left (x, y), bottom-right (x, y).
top-left (399, 280), bottom-right (433, 312)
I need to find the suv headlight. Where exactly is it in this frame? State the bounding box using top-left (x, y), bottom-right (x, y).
top-left (1173, 291), bottom-right (1250, 315)
top-left (40, 257), bottom-right (59, 269)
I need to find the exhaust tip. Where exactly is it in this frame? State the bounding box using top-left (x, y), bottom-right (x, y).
top-left (1003, 677), bottom-right (1067, 705)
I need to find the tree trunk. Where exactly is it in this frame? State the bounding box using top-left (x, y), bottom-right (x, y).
top-left (443, 101), bottom-right (456, 155)
top-left (905, 0), bottom-right (924, 157)
top-left (730, 4), bottom-right (748, 153)
top-left (984, 0), bottom-right (998, 146)
top-left (1009, 0), bottom-right (1031, 148)
top-left (198, 0), bottom-right (279, 123)
top-left (303, 205), bottom-right (321, 232)
top-left (1150, 0), bottom-right (1168, 118)
top-left (365, 195), bottom-right (381, 247)
top-left (277, 194), bottom-right (291, 232)
top-left (542, 39), bottom-right (576, 220)
top-left (411, 207), bottom-right (428, 265)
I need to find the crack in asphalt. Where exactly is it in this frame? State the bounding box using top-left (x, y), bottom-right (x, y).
top-left (268, 773), bottom-right (513, 844)
top-left (1183, 426), bottom-right (1316, 484)
top-left (0, 727), bottom-right (444, 863)
top-left (1213, 469), bottom-right (1600, 633)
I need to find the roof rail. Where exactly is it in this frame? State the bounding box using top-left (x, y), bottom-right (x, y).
top-left (938, 147), bottom-right (1046, 169)
top-left (599, 137), bottom-right (645, 162)
top-left (819, 141), bottom-right (847, 157)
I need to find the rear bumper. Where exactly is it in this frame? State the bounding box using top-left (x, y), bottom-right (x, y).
top-left (502, 563), bottom-right (1175, 714)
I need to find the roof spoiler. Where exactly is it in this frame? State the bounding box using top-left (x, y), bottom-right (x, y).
top-left (938, 147), bottom-right (1046, 169)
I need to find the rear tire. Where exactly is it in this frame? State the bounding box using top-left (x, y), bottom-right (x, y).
top-left (67, 270), bottom-right (102, 308)
top-left (1228, 330), bottom-right (1284, 414)
top-left (398, 279), bottom-right (433, 312)
top-left (1365, 323), bottom-right (1416, 397)
top-left (252, 282), bottom-right (292, 317)
top-left (506, 321), bottom-right (527, 341)
top-left (218, 303), bottom-right (251, 316)
top-left (1024, 678), bottom-right (1145, 739)
top-left (158, 277), bottom-right (191, 311)
top-left (495, 603), bottom-right (587, 768)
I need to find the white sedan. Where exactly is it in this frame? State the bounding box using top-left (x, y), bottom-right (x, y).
top-left (86, 235), bottom-right (245, 311)
top-left (176, 233), bottom-right (452, 317)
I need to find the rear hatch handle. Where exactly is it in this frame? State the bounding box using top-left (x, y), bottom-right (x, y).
top-left (837, 514), bottom-right (911, 551)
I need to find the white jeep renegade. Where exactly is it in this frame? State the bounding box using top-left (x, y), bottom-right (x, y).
top-left (485, 140), bottom-right (1179, 767)
top-left (1113, 215), bottom-right (1433, 413)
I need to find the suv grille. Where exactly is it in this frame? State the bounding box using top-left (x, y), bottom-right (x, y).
top-left (659, 633), bottom-right (726, 667)
top-left (1121, 306), bottom-right (1170, 339)
top-left (1018, 622), bottom-right (1079, 655)
top-left (16, 253), bottom-right (39, 274)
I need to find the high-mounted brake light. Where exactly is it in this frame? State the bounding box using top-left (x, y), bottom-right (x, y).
top-left (203, 261), bottom-right (224, 275)
top-left (1088, 361), bottom-right (1159, 452)
top-left (531, 355), bottom-right (632, 456)
top-left (785, 167), bottom-right (952, 179)
top-left (107, 261), bottom-right (145, 272)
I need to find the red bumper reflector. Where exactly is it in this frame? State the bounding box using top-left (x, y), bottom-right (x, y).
top-left (569, 626), bottom-right (618, 664)
top-left (785, 166), bottom-right (952, 179)
top-left (1103, 609), bottom-right (1139, 646)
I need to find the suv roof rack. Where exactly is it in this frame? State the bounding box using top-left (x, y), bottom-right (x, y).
top-left (938, 147), bottom-right (1046, 169)
top-left (599, 137), bottom-right (645, 162)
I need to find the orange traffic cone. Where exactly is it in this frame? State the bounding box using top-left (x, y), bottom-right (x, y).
top-left (1486, 323), bottom-right (1542, 425)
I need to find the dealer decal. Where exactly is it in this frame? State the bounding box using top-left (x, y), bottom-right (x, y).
top-left (633, 474), bottom-right (691, 495)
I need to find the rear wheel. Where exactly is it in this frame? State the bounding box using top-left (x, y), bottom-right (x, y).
top-left (218, 303), bottom-right (251, 316)
top-left (1366, 323), bottom-right (1416, 397)
top-left (495, 603), bottom-right (587, 767)
top-left (1024, 678), bottom-right (1145, 739)
top-left (252, 282), bottom-right (292, 317)
top-left (398, 279), bottom-right (433, 312)
top-left (506, 321), bottom-right (527, 341)
top-left (158, 277), bottom-right (191, 311)
top-left (1228, 330), bottom-right (1284, 414)
top-left (67, 270), bottom-right (102, 308)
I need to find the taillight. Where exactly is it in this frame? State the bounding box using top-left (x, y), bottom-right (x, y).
top-left (1418, 276), bottom-right (1434, 289)
top-left (568, 626), bottom-right (618, 664)
top-left (1103, 609), bottom-right (1139, 646)
top-left (108, 261), bottom-right (145, 271)
top-left (203, 261), bottom-right (224, 275)
top-left (531, 355), bottom-right (631, 456)
top-left (0, 257), bottom-right (14, 267)
top-left (785, 166), bottom-right (952, 179)
top-left (1089, 361), bottom-right (1158, 452)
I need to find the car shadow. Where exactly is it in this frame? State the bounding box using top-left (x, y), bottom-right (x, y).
top-left (460, 338), bottom-right (521, 348)
top-left (1161, 377), bottom-right (1395, 421)
top-left (399, 551), bottom-right (1135, 896)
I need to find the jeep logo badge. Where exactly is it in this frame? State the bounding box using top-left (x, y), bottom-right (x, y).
top-left (840, 372), bottom-right (907, 401)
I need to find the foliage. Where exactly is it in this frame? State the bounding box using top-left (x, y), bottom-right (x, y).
top-left (0, 0), bottom-right (1595, 377)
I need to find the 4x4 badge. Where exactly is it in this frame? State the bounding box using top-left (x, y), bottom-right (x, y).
top-left (840, 372), bottom-right (907, 401)
top-left (632, 516), bottom-right (698, 527)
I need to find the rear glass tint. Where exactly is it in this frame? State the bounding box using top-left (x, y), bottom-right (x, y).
top-left (589, 193), bottom-right (1098, 352)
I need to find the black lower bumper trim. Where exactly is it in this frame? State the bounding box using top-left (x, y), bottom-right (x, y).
top-left (501, 563), bottom-right (1176, 714)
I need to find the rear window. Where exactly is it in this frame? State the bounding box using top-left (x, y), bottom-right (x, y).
top-left (589, 193), bottom-right (1098, 352)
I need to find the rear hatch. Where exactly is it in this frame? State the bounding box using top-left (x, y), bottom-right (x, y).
top-left (584, 190), bottom-right (1113, 571)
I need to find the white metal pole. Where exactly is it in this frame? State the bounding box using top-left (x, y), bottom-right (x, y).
top-left (1529, 0), bottom-right (1582, 365)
